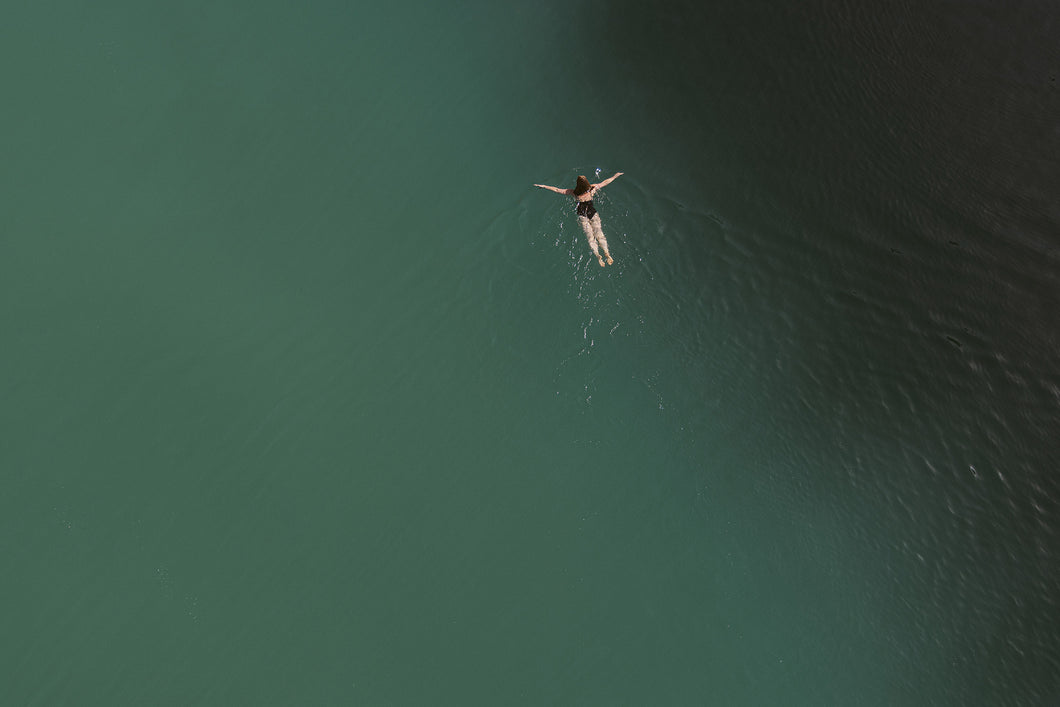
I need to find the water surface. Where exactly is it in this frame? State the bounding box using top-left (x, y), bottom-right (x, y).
top-left (2, 1), bottom-right (1057, 704)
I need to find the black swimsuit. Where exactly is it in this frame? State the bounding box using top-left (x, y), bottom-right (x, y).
top-left (576, 200), bottom-right (597, 219)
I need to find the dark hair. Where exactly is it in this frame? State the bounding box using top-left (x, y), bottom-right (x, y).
top-left (573, 175), bottom-right (592, 196)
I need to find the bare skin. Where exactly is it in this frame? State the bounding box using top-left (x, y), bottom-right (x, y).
top-left (534, 172), bottom-right (624, 266)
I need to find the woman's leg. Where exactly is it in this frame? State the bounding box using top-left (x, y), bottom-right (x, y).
top-left (579, 216), bottom-right (605, 266)
top-left (591, 215), bottom-right (613, 265)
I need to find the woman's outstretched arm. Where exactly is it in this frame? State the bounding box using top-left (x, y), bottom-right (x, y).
top-left (592, 172), bottom-right (624, 189)
top-left (534, 184), bottom-right (573, 194)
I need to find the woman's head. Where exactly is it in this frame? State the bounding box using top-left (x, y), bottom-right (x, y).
top-left (574, 175), bottom-right (592, 196)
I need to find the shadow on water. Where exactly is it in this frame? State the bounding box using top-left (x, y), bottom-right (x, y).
top-left (582, 0), bottom-right (1059, 703)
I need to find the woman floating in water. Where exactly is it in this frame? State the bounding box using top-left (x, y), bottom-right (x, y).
top-left (534, 172), bottom-right (624, 267)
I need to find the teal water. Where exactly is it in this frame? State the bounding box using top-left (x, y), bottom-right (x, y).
top-left (3, 1), bottom-right (1058, 704)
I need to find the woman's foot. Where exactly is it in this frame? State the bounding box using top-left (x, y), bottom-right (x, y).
top-left (605, 254), bottom-right (614, 265)
top-left (597, 256), bottom-right (606, 267)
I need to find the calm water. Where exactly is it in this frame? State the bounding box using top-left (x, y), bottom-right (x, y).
top-left (3, 1), bottom-right (1057, 704)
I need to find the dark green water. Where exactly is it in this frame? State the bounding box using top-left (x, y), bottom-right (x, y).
top-left (3, 1), bottom-right (1057, 704)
